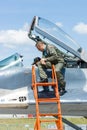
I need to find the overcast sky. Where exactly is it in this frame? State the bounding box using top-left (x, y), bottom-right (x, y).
top-left (0, 0), bottom-right (87, 67)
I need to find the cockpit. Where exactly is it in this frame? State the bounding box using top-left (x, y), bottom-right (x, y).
top-left (28, 16), bottom-right (87, 68)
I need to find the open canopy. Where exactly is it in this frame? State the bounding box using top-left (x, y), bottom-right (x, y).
top-left (28, 16), bottom-right (87, 63)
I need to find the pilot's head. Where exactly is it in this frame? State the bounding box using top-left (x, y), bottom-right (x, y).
top-left (35, 41), bottom-right (46, 52)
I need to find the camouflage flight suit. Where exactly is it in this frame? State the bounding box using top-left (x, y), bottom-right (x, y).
top-left (37, 43), bottom-right (66, 91)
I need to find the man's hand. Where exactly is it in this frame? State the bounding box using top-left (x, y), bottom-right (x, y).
top-left (40, 58), bottom-right (46, 65)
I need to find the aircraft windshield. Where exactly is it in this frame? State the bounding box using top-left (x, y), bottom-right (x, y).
top-left (37, 17), bottom-right (80, 52)
top-left (0, 53), bottom-right (23, 70)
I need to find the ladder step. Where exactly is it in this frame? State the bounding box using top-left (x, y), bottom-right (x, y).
top-left (38, 98), bottom-right (59, 102)
top-left (33, 82), bottom-right (57, 86)
top-left (39, 113), bottom-right (61, 116)
top-left (40, 119), bottom-right (59, 123)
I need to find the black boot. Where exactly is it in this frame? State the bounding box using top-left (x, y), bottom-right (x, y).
top-left (59, 89), bottom-right (67, 96)
top-left (59, 81), bottom-right (67, 96)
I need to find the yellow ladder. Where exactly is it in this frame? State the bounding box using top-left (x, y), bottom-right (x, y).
top-left (32, 65), bottom-right (63, 130)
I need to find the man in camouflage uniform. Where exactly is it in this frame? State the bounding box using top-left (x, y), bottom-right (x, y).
top-left (33, 40), bottom-right (66, 96)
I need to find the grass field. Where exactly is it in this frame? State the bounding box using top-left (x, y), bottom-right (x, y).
top-left (0, 118), bottom-right (35, 130)
top-left (0, 117), bottom-right (87, 130)
top-left (0, 118), bottom-right (57, 130)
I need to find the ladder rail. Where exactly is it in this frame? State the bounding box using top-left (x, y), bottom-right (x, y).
top-left (52, 65), bottom-right (63, 130)
top-left (32, 66), bottom-right (40, 129)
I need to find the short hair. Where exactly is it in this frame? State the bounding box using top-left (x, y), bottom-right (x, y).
top-left (35, 41), bottom-right (44, 47)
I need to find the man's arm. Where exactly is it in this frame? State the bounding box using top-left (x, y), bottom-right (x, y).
top-left (45, 46), bottom-right (62, 62)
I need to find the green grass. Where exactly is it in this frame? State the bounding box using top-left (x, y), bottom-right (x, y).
top-left (0, 118), bottom-right (35, 130)
top-left (0, 117), bottom-right (86, 130)
top-left (0, 118), bottom-right (35, 124)
top-left (64, 117), bottom-right (87, 124)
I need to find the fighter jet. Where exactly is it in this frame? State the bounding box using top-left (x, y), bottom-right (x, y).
top-left (0, 16), bottom-right (87, 117)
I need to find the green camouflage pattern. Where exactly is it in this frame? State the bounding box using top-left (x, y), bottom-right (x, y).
top-left (37, 43), bottom-right (66, 90)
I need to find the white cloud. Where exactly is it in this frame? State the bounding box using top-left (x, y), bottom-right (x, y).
top-left (0, 23), bottom-right (34, 48)
top-left (73, 22), bottom-right (87, 34)
top-left (56, 22), bottom-right (63, 27)
top-left (0, 22), bottom-right (63, 49)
